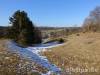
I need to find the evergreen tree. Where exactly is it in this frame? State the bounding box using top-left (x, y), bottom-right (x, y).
top-left (9, 10), bottom-right (42, 46)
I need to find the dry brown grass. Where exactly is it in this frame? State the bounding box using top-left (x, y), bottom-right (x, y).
top-left (0, 39), bottom-right (47, 75)
top-left (43, 32), bottom-right (100, 75)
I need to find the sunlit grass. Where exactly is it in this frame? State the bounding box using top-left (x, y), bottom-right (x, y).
top-left (42, 32), bottom-right (100, 75)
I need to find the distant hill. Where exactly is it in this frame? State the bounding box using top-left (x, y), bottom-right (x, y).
top-left (0, 26), bottom-right (9, 38)
top-left (0, 26), bottom-right (81, 39)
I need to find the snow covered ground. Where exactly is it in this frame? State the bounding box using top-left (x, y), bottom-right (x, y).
top-left (6, 41), bottom-right (64, 75)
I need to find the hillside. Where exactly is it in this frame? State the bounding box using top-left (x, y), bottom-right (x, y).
top-left (0, 39), bottom-right (48, 75)
top-left (43, 32), bottom-right (100, 75)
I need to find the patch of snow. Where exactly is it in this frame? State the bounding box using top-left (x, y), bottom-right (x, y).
top-left (6, 41), bottom-right (63, 75)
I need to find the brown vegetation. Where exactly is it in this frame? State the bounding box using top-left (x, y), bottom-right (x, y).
top-left (0, 40), bottom-right (47, 75)
top-left (42, 32), bottom-right (100, 75)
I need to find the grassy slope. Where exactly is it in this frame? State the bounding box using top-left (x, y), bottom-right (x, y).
top-left (43, 32), bottom-right (100, 75)
top-left (0, 39), bottom-right (47, 75)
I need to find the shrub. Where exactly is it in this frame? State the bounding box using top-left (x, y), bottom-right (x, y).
top-left (58, 38), bottom-right (64, 43)
top-left (76, 33), bottom-right (80, 36)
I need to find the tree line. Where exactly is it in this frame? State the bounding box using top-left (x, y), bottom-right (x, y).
top-left (83, 6), bottom-right (100, 32)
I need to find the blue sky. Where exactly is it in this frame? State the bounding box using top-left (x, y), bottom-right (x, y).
top-left (0, 0), bottom-right (100, 27)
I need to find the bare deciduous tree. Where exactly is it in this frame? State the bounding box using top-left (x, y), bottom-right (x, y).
top-left (83, 6), bottom-right (100, 32)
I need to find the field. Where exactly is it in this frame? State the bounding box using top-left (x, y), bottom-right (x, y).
top-left (42, 32), bottom-right (100, 75)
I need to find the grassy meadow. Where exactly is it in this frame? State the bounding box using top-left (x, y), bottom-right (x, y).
top-left (42, 32), bottom-right (100, 75)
